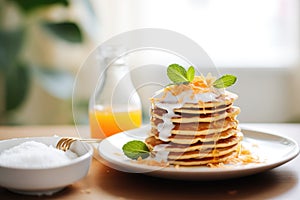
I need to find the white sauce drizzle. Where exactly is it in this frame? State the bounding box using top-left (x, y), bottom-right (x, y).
top-left (151, 88), bottom-right (222, 161)
top-left (153, 144), bottom-right (170, 162)
top-left (155, 102), bottom-right (182, 141)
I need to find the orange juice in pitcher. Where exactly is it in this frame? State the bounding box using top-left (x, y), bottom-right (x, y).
top-left (89, 106), bottom-right (142, 137)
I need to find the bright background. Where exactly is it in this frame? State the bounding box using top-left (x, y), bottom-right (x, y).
top-left (1, 0), bottom-right (300, 125)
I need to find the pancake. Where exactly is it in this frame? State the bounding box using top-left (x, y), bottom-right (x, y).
top-left (148, 128), bottom-right (241, 144)
top-left (151, 118), bottom-right (238, 136)
top-left (168, 151), bottom-right (237, 166)
top-left (146, 131), bottom-right (243, 153)
top-left (152, 106), bottom-right (240, 123)
top-left (167, 103), bottom-right (232, 115)
top-left (155, 91), bottom-right (238, 109)
top-left (167, 143), bottom-right (239, 160)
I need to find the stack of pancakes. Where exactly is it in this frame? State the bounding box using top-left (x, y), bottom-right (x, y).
top-left (145, 90), bottom-right (243, 166)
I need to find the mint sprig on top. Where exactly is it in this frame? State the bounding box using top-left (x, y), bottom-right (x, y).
top-left (167, 64), bottom-right (237, 88)
top-left (167, 64), bottom-right (195, 84)
top-left (213, 74), bottom-right (237, 88)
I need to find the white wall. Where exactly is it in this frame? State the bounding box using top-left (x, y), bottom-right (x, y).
top-left (217, 67), bottom-right (294, 123)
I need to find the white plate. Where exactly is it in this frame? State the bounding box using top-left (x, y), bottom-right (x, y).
top-left (98, 126), bottom-right (299, 180)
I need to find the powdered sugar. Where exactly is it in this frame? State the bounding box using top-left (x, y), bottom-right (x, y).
top-left (0, 141), bottom-right (78, 168)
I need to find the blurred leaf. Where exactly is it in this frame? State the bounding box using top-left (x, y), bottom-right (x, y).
top-left (33, 66), bottom-right (74, 99)
top-left (42, 22), bottom-right (83, 43)
top-left (9, 0), bottom-right (69, 13)
top-left (5, 63), bottom-right (31, 111)
top-left (0, 29), bottom-right (24, 71)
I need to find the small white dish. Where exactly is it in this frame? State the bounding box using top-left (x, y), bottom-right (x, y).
top-left (0, 137), bottom-right (93, 195)
top-left (98, 126), bottom-right (299, 180)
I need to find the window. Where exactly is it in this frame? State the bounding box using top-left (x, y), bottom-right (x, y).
top-left (95, 0), bottom-right (300, 67)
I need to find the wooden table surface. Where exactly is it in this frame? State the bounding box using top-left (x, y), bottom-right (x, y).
top-left (0, 124), bottom-right (299, 200)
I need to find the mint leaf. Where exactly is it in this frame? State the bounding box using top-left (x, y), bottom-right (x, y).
top-left (187, 66), bottom-right (195, 82)
top-left (167, 64), bottom-right (189, 83)
top-left (213, 74), bottom-right (237, 88)
top-left (122, 140), bottom-right (150, 160)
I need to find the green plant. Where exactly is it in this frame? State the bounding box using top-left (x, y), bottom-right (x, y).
top-left (0, 0), bottom-right (86, 124)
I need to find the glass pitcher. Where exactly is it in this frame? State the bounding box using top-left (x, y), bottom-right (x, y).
top-left (89, 46), bottom-right (142, 138)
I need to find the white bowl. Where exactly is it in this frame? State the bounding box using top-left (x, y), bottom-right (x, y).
top-left (0, 137), bottom-right (93, 196)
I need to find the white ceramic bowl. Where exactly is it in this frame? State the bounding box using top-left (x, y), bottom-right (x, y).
top-left (0, 137), bottom-right (93, 196)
